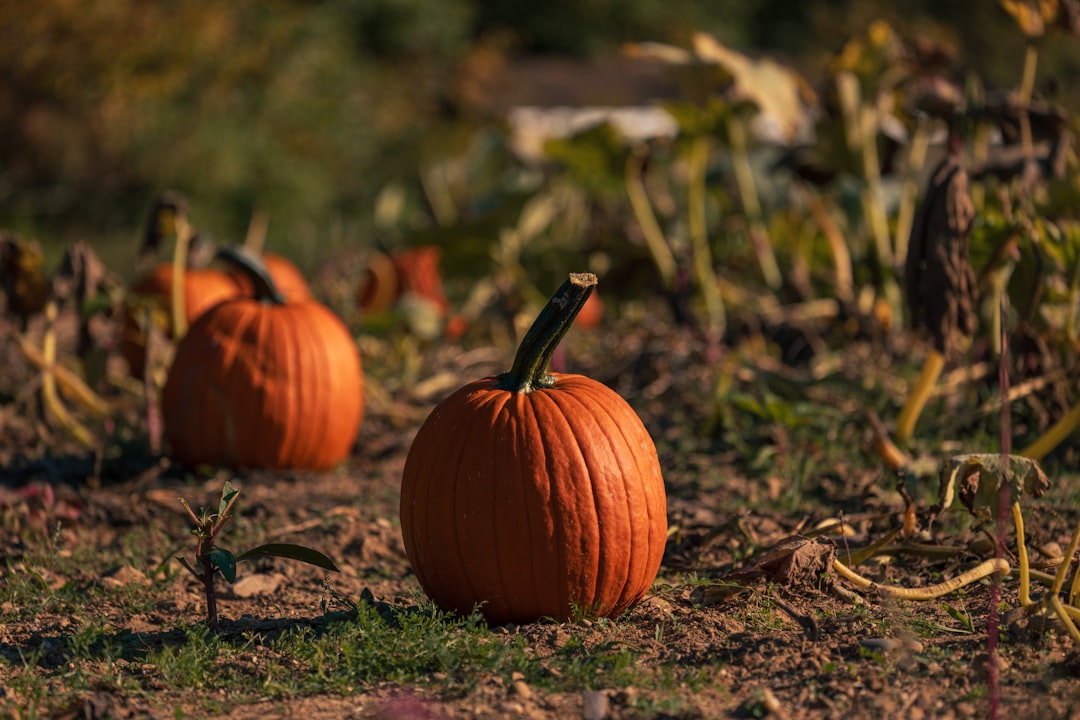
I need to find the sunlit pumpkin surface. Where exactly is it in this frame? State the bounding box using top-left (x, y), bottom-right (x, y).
top-left (401, 372), bottom-right (667, 625)
top-left (162, 297), bottom-right (363, 471)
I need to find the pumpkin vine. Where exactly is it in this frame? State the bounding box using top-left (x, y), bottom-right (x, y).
top-left (499, 272), bottom-right (597, 393)
top-left (215, 246), bottom-right (287, 305)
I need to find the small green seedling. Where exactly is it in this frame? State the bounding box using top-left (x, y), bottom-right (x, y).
top-left (176, 480), bottom-right (339, 631)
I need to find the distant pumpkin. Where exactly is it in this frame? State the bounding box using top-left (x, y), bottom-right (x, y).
top-left (162, 248), bottom-right (363, 470)
top-left (121, 252), bottom-right (311, 379)
top-left (120, 264), bottom-right (240, 379)
top-left (357, 246), bottom-right (461, 338)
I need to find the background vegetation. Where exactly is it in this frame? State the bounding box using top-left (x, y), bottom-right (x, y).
top-left (3, 0), bottom-right (1078, 275)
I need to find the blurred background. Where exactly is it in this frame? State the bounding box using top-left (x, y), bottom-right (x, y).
top-left (1, 0), bottom-right (1077, 280)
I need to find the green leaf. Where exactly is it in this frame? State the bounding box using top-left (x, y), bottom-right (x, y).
top-left (218, 481), bottom-right (239, 517)
top-left (210, 548), bottom-right (237, 583)
top-left (235, 543), bottom-right (340, 573)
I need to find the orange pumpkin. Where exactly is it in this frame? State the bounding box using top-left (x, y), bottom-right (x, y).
top-left (357, 246), bottom-right (451, 316)
top-left (120, 264), bottom-right (240, 379)
top-left (121, 252), bottom-right (311, 379)
top-left (574, 290), bottom-right (604, 330)
top-left (400, 273), bottom-right (667, 625)
top-left (162, 248), bottom-right (363, 470)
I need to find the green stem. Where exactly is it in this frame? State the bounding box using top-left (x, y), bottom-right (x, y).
top-left (216, 246), bottom-right (286, 305)
top-left (498, 273), bottom-right (597, 393)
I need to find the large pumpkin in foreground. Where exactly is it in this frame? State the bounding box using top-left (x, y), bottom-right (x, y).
top-left (400, 273), bottom-right (667, 625)
top-left (162, 248), bottom-right (363, 471)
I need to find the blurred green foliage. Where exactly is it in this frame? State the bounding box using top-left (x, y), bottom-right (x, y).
top-left (1, 0), bottom-right (1077, 273)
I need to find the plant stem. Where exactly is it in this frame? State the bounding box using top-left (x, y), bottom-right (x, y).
top-left (1018, 404), bottom-right (1080, 460)
top-left (216, 246), bottom-right (286, 305)
top-left (170, 211), bottom-right (194, 341)
top-left (200, 538), bottom-right (219, 631)
top-left (687, 134), bottom-right (725, 339)
top-left (727, 116), bottom-right (782, 291)
top-left (895, 349), bottom-right (945, 444)
top-left (625, 147), bottom-right (677, 290)
top-left (833, 557), bottom-right (1009, 600)
top-left (894, 115), bottom-right (931, 271)
top-left (498, 273), bottom-right (597, 393)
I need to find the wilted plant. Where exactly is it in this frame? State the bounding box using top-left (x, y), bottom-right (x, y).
top-left (176, 480), bottom-right (339, 631)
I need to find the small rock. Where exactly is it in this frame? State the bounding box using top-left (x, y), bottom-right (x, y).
top-left (860, 637), bottom-right (901, 654)
top-left (101, 565), bottom-right (149, 589)
top-left (583, 690), bottom-right (609, 720)
top-left (512, 680), bottom-right (532, 700)
top-left (955, 700), bottom-right (977, 717)
top-left (222, 572), bottom-right (284, 599)
top-left (760, 688), bottom-right (782, 714)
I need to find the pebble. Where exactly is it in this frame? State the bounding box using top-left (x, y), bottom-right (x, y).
top-left (583, 690), bottom-right (609, 720)
top-left (512, 680), bottom-right (532, 700)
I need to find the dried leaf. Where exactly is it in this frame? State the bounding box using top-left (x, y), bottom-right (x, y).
top-left (904, 153), bottom-right (977, 357)
top-left (0, 232), bottom-right (49, 329)
top-left (936, 453), bottom-right (1050, 519)
top-left (137, 191), bottom-right (188, 269)
top-left (722, 536), bottom-right (836, 589)
top-left (50, 241), bottom-right (113, 356)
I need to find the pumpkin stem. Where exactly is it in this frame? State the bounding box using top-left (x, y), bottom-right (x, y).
top-left (215, 246), bottom-right (287, 305)
top-left (499, 273), bottom-right (598, 393)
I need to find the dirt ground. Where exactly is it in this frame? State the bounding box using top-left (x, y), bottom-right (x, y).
top-left (2, 307), bottom-right (1079, 720)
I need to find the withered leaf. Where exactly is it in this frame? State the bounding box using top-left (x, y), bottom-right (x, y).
top-left (137, 190), bottom-right (188, 269)
top-left (721, 536), bottom-right (836, 589)
top-left (936, 453), bottom-right (1050, 520)
top-left (0, 231), bottom-right (49, 329)
top-left (904, 153), bottom-right (977, 357)
top-left (50, 241), bottom-right (115, 357)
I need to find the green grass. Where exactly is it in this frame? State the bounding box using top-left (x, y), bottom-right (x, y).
top-left (0, 577), bottom-right (731, 718)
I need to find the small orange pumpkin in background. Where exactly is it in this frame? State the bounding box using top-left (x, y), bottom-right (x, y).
top-left (162, 247), bottom-right (363, 471)
top-left (120, 264), bottom-right (241, 380)
top-left (574, 290), bottom-right (604, 330)
top-left (357, 245), bottom-right (464, 339)
top-left (356, 245), bottom-right (449, 315)
top-left (121, 252), bottom-right (311, 379)
top-left (400, 273), bottom-right (667, 625)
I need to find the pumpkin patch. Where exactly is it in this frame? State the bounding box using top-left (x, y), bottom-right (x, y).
top-left (400, 273), bottom-right (667, 625)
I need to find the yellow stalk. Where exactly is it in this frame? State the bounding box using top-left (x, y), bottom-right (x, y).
top-left (833, 557), bottom-right (1009, 600)
top-left (17, 335), bottom-right (112, 418)
top-left (727, 116), bottom-right (782, 290)
top-left (1047, 595), bottom-right (1080, 645)
top-left (624, 148), bottom-right (677, 289)
top-left (894, 116), bottom-right (930, 269)
top-left (170, 211), bottom-right (194, 341)
top-left (805, 190), bottom-right (853, 303)
top-left (1013, 502), bottom-right (1033, 607)
top-left (1050, 519), bottom-right (1080, 598)
top-left (688, 134), bottom-right (725, 338)
top-left (895, 349), bottom-right (945, 444)
top-left (1018, 404), bottom-right (1080, 460)
top-left (40, 300), bottom-right (95, 448)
